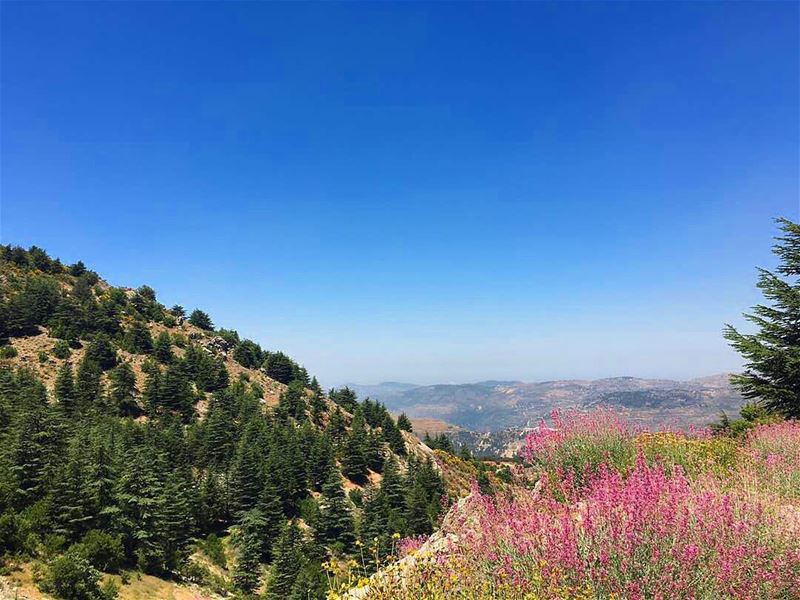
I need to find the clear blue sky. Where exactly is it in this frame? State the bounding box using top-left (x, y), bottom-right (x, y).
top-left (2, 2), bottom-right (798, 386)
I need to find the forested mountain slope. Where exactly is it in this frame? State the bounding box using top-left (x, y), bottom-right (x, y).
top-left (0, 246), bottom-right (450, 600)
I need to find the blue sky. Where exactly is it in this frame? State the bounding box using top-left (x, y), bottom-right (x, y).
top-left (2, 2), bottom-right (798, 386)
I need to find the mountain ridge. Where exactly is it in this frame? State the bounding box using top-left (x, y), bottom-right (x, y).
top-left (348, 373), bottom-right (743, 432)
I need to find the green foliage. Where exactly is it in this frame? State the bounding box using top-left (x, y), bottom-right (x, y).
top-left (41, 548), bottom-right (117, 600)
top-left (53, 340), bottom-right (72, 359)
top-left (328, 387), bottom-right (359, 413)
top-left (232, 508), bottom-right (267, 593)
top-left (122, 320), bottom-right (153, 354)
top-left (108, 362), bottom-right (138, 416)
top-left (153, 331), bottom-right (173, 364)
top-left (84, 334), bottom-right (117, 371)
top-left (201, 533), bottom-right (226, 569)
top-left (265, 521), bottom-right (302, 600)
top-left (0, 346), bottom-right (18, 359)
top-left (340, 409), bottom-right (368, 483)
top-left (188, 309), bottom-right (213, 330)
top-left (233, 339), bottom-right (263, 369)
top-left (725, 218), bottom-right (800, 418)
top-left (263, 352), bottom-right (297, 385)
top-left (313, 471), bottom-right (355, 552)
top-left (397, 413), bottom-right (413, 432)
top-left (74, 530), bottom-right (125, 572)
top-left (424, 432), bottom-right (455, 454)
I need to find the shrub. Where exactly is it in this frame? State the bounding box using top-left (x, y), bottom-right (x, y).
top-left (522, 408), bottom-right (638, 486)
top-left (202, 533), bottom-right (226, 569)
top-left (41, 548), bottom-right (117, 599)
top-left (52, 340), bottom-right (71, 359)
top-left (75, 530), bottom-right (124, 572)
top-left (0, 346), bottom-right (18, 359)
top-left (38, 350), bottom-right (49, 364)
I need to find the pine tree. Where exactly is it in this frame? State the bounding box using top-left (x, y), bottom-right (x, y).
top-left (75, 357), bottom-right (102, 410)
top-left (111, 446), bottom-right (165, 573)
top-left (12, 403), bottom-right (59, 506)
top-left (309, 433), bottom-right (336, 491)
top-left (51, 433), bottom-right (96, 541)
top-left (83, 333), bottom-right (117, 371)
top-left (341, 409), bottom-right (368, 483)
top-left (153, 331), bottom-right (174, 364)
top-left (725, 218), bottom-right (800, 417)
top-left (54, 362), bottom-right (76, 415)
top-left (202, 391), bottom-right (237, 469)
top-left (397, 413), bottom-right (413, 432)
top-left (197, 471), bottom-right (227, 533)
top-left (263, 352), bottom-right (296, 384)
top-left (328, 387), bottom-right (359, 412)
top-left (266, 521), bottom-right (302, 599)
top-left (279, 380), bottom-right (307, 421)
top-left (160, 469), bottom-right (195, 571)
top-left (254, 477), bottom-right (285, 559)
top-left (159, 364), bottom-right (195, 420)
top-left (326, 407), bottom-right (346, 442)
top-left (232, 508), bottom-right (266, 594)
top-left (108, 361), bottom-right (138, 416)
top-left (314, 470), bottom-right (355, 553)
top-left (229, 430), bottom-right (266, 517)
top-left (188, 309), bottom-right (213, 330)
top-left (382, 414), bottom-right (406, 455)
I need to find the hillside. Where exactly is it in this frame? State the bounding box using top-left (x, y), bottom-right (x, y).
top-left (0, 246), bottom-right (460, 600)
top-left (349, 375), bottom-right (744, 432)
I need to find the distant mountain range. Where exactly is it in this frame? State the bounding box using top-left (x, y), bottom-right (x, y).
top-left (347, 375), bottom-right (745, 432)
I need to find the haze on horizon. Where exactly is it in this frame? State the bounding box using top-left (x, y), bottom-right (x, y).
top-left (2, 2), bottom-right (798, 386)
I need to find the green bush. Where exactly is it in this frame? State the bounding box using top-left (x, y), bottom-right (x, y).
top-left (0, 346), bottom-right (18, 359)
top-left (201, 533), bottom-right (226, 569)
top-left (52, 340), bottom-right (72, 359)
top-left (38, 350), bottom-right (49, 364)
top-left (75, 530), bottom-right (124, 573)
top-left (41, 548), bottom-right (117, 600)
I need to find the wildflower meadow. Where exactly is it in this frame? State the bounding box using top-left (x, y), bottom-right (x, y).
top-left (346, 410), bottom-right (800, 600)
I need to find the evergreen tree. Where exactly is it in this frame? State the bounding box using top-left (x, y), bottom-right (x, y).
top-left (279, 380), bottom-right (307, 421)
top-left (263, 352), bottom-right (296, 384)
top-left (340, 409), bottom-right (368, 483)
top-left (160, 469), bottom-right (195, 571)
top-left (111, 446), bottom-right (165, 573)
top-left (233, 339), bottom-right (262, 369)
top-left (266, 521), bottom-right (302, 600)
top-left (55, 362), bottom-right (77, 415)
top-left (328, 387), bottom-right (359, 413)
top-left (232, 508), bottom-right (266, 594)
top-left (83, 333), bottom-right (117, 371)
top-left (326, 407), bottom-right (346, 442)
top-left (153, 331), bottom-right (174, 364)
top-left (382, 414), bottom-right (406, 455)
top-left (108, 362), bottom-right (138, 416)
top-left (52, 433), bottom-right (96, 541)
top-left (122, 320), bottom-right (153, 354)
top-left (188, 309), bottom-right (213, 330)
top-left (12, 403), bottom-right (59, 506)
top-left (229, 427), bottom-right (266, 517)
top-left (75, 357), bottom-right (102, 411)
top-left (397, 413), bottom-right (413, 432)
top-left (202, 391), bottom-right (237, 469)
top-left (309, 433), bottom-right (336, 492)
top-left (725, 218), bottom-right (800, 417)
top-left (197, 471), bottom-right (227, 533)
top-left (159, 364), bottom-right (195, 421)
top-left (314, 470), bottom-right (355, 552)
top-left (256, 478), bottom-right (286, 561)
